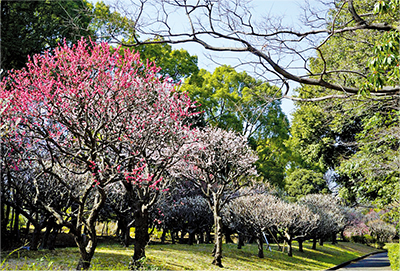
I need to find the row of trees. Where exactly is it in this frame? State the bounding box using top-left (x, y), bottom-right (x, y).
top-left (1, 0), bottom-right (399, 269)
top-left (115, 0), bottom-right (399, 208)
top-left (3, 0), bottom-right (397, 206)
top-left (1, 38), bottom-right (259, 269)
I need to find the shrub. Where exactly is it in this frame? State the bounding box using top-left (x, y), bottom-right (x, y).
top-left (363, 234), bottom-right (376, 246)
top-left (350, 235), bottom-right (365, 244)
top-left (386, 243), bottom-right (399, 271)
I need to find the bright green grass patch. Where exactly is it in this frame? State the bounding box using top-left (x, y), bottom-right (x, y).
top-left (1, 241), bottom-right (382, 270)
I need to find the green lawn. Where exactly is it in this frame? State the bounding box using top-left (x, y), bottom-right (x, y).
top-left (1, 240), bottom-right (382, 270)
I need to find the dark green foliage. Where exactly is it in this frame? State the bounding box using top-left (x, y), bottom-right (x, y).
top-left (286, 0), bottom-right (400, 206)
top-left (285, 169), bottom-right (329, 200)
top-left (135, 43), bottom-right (199, 82)
top-left (1, 0), bottom-right (93, 71)
top-left (181, 65), bottom-right (290, 187)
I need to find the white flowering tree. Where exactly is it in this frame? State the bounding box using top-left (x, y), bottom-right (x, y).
top-left (273, 200), bottom-right (319, 256)
top-left (299, 194), bottom-right (346, 249)
top-left (222, 192), bottom-right (281, 258)
top-left (224, 192), bottom-right (319, 257)
top-left (171, 126), bottom-right (258, 267)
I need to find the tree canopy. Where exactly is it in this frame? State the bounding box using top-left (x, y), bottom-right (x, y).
top-left (286, 0), bottom-right (399, 207)
top-left (181, 65), bottom-right (290, 187)
top-left (1, 0), bottom-right (93, 71)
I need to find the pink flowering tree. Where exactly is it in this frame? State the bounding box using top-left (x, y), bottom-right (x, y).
top-left (1, 39), bottom-right (198, 270)
top-left (171, 126), bottom-right (258, 267)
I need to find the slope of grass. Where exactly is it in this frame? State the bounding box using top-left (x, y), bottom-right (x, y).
top-left (1, 240), bottom-right (382, 270)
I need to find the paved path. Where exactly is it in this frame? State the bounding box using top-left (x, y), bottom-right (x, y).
top-left (338, 252), bottom-right (391, 270)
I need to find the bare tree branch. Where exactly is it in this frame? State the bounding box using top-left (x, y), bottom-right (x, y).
top-left (113, 0), bottom-right (399, 97)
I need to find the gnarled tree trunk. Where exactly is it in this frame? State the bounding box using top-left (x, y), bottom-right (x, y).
top-left (130, 207), bottom-right (149, 269)
top-left (212, 207), bottom-right (223, 267)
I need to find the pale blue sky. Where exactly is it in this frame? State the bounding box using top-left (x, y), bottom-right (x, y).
top-left (91, 0), bottom-right (321, 120)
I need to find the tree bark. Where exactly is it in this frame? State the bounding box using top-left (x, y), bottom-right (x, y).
top-left (76, 247), bottom-right (92, 271)
top-left (237, 233), bottom-right (244, 249)
top-left (160, 229), bottom-right (167, 244)
top-left (30, 226), bottom-right (41, 251)
top-left (312, 237), bottom-right (317, 250)
top-left (171, 230), bottom-right (176, 244)
top-left (75, 226), bottom-right (99, 270)
top-left (205, 230), bottom-right (211, 244)
top-left (211, 208), bottom-right (223, 267)
top-left (285, 231), bottom-right (293, 257)
top-left (287, 239), bottom-right (293, 257)
top-left (332, 232), bottom-right (337, 244)
top-left (74, 187), bottom-right (105, 270)
top-left (13, 208), bottom-right (20, 241)
top-left (188, 229), bottom-right (195, 245)
top-left (196, 231), bottom-right (204, 244)
top-left (131, 207), bottom-right (149, 269)
top-left (224, 226), bottom-right (233, 243)
top-left (256, 235), bottom-right (264, 258)
top-left (298, 239), bottom-right (304, 252)
top-left (319, 238), bottom-right (324, 246)
top-left (47, 224), bottom-right (59, 250)
top-left (40, 219), bottom-right (53, 250)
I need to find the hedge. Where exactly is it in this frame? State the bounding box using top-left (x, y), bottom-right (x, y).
top-left (386, 243), bottom-right (399, 271)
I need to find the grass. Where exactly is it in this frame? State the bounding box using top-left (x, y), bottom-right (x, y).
top-left (1, 240), bottom-right (382, 270)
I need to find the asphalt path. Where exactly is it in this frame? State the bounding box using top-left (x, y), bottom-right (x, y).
top-left (338, 252), bottom-right (391, 271)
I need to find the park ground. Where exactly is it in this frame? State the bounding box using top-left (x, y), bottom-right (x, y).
top-left (1, 239), bottom-right (383, 270)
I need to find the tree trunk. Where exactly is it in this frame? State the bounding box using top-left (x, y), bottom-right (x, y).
top-left (171, 230), bottom-right (176, 244)
top-left (124, 225), bottom-right (131, 248)
top-left (179, 230), bottom-right (186, 244)
top-left (25, 220), bottom-right (31, 236)
top-left (74, 187), bottom-right (105, 271)
top-left (30, 226), bottom-right (41, 251)
top-left (205, 230), bottom-right (211, 244)
top-left (298, 239), bottom-right (304, 252)
top-left (10, 206), bottom-right (15, 235)
top-left (312, 237), bottom-right (317, 250)
top-left (40, 219), bottom-right (53, 250)
top-left (256, 235), bottom-right (264, 258)
top-left (188, 229), bottom-right (195, 245)
top-left (211, 209), bottom-right (223, 267)
top-left (76, 249), bottom-right (92, 271)
top-left (161, 229), bottom-right (166, 244)
top-left (319, 238), bottom-right (324, 246)
top-left (196, 231), bottom-right (204, 244)
top-left (340, 228), bottom-right (346, 241)
top-left (47, 224), bottom-right (60, 250)
top-left (332, 232), bottom-right (337, 244)
top-left (74, 225), bottom-right (99, 270)
top-left (287, 239), bottom-right (293, 257)
top-left (0, 202), bottom-right (4, 229)
top-left (284, 231), bottom-right (293, 257)
top-left (224, 226), bottom-right (233, 243)
top-left (13, 209), bottom-right (20, 241)
top-left (237, 233), bottom-right (244, 249)
top-left (130, 208), bottom-right (149, 269)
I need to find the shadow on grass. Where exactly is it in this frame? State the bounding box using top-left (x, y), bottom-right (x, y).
top-left (2, 241), bottom-right (382, 270)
